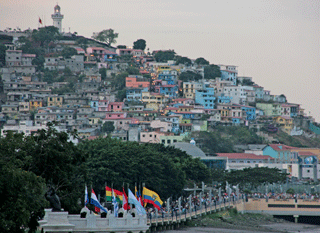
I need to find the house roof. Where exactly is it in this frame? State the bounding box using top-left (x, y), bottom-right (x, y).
top-left (275, 116), bottom-right (292, 120)
top-left (216, 153), bottom-right (274, 160)
top-left (171, 142), bottom-right (206, 158)
top-left (180, 123), bottom-right (192, 126)
top-left (297, 151), bottom-right (317, 157)
top-left (268, 144), bottom-right (297, 151)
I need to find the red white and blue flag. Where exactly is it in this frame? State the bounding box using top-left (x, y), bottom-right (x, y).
top-left (90, 189), bottom-right (108, 213)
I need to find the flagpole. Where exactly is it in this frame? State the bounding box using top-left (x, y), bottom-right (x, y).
top-left (128, 183), bottom-right (132, 210)
top-left (105, 182), bottom-right (107, 205)
top-left (85, 183), bottom-right (87, 206)
top-left (142, 182), bottom-right (145, 203)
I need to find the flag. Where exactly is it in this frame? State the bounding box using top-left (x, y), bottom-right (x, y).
top-left (128, 188), bottom-right (146, 215)
top-left (143, 187), bottom-right (163, 211)
top-left (106, 186), bottom-right (123, 204)
top-left (122, 187), bottom-right (130, 210)
top-left (112, 189), bottom-right (118, 217)
top-left (39, 17), bottom-right (42, 24)
top-left (90, 189), bottom-right (108, 213)
top-left (85, 186), bottom-right (89, 206)
top-left (135, 186), bottom-right (138, 199)
top-left (106, 186), bottom-right (112, 202)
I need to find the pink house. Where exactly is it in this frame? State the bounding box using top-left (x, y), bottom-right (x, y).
top-left (172, 98), bottom-right (195, 105)
top-left (98, 100), bottom-right (108, 111)
top-left (140, 131), bottom-right (165, 143)
top-left (107, 102), bottom-right (124, 112)
top-left (104, 112), bottom-right (127, 120)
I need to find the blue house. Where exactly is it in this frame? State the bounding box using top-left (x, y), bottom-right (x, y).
top-left (159, 85), bottom-right (178, 98)
top-left (89, 100), bottom-right (99, 111)
top-left (157, 71), bottom-right (177, 85)
top-left (126, 87), bottom-right (148, 101)
top-left (241, 106), bottom-right (256, 121)
top-left (217, 94), bottom-right (232, 104)
top-left (195, 87), bottom-right (216, 109)
top-left (221, 70), bottom-right (237, 85)
top-left (262, 144), bottom-right (295, 160)
top-left (232, 117), bottom-right (241, 125)
top-left (103, 50), bottom-right (118, 62)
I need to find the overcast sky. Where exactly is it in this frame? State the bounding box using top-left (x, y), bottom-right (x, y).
top-left (2, 0), bottom-right (320, 121)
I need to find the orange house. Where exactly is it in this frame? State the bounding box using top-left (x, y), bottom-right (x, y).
top-left (126, 76), bottom-right (150, 88)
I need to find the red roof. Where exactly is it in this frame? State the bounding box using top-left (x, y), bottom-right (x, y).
top-left (88, 47), bottom-right (106, 51)
top-left (180, 123), bottom-right (192, 126)
top-left (297, 151), bottom-right (317, 156)
top-left (161, 85), bottom-right (176, 87)
top-left (22, 54), bottom-right (36, 58)
top-left (268, 144), bottom-right (297, 151)
top-left (178, 105), bottom-right (195, 108)
top-left (216, 153), bottom-right (274, 160)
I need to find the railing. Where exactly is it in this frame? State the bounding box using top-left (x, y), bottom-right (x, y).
top-left (146, 197), bottom-right (244, 225)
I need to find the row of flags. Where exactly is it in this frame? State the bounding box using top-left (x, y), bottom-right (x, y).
top-left (85, 185), bottom-right (163, 216)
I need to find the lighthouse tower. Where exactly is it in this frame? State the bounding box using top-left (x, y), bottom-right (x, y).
top-left (51, 4), bottom-right (64, 33)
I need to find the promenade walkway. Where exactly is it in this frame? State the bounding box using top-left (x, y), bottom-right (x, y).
top-left (147, 198), bottom-right (244, 231)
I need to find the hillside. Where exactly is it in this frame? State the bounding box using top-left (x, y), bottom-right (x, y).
top-left (191, 127), bottom-right (320, 154)
top-left (271, 130), bottom-right (320, 148)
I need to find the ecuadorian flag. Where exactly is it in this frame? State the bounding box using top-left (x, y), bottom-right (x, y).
top-left (143, 187), bottom-right (163, 210)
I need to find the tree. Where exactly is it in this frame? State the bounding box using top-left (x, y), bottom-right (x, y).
top-left (102, 121), bottom-right (115, 134)
top-left (126, 66), bottom-right (140, 75)
top-left (78, 138), bottom-right (208, 199)
top-left (32, 55), bottom-right (45, 71)
top-left (111, 72), bottom-right (128, 90)
top-left (92, 29), bottom-right (118, 46)
top-left (179, 71), bottom-right (202, 82)
top-left (76, 37), bottom-right (88, 50)
top-left (99, 68), bottom-right (107, 80)
top-left (224, 167), bottom-right (288, 189)
top-left (61, 47), bottom-right (78, 58)
top-left (31, 26), bottom-right (60, 47)
top-left (154, 50), bottom-right (175, 62)
top-left (43, 69), bottom-right (59, 84)
top-left (0, 44), bottom-right (7, 66)
top-left (195, 57), bottom-right (209, 65)
top-left (0, 164), bottom-right (47, 233)
top-left (117, 45), bottom-right (127, 49)
top-left (175, 56), bottom-right (192, 66)
top-left (116, 89), bottom-right (126, 102)
top-left (133, 39), bottom-right (146, 50)
top-left (204, 64), bottom-right (221, 79)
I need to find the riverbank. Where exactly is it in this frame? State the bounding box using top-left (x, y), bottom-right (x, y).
top-left (162, 208), bottom-right (320, 233)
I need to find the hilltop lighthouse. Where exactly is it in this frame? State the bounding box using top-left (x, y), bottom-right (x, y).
top-left (51, 4), bottom-right (64, 33)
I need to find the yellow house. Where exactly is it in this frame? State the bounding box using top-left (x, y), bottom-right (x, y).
top-left (47, 96), bottom-right (63, 107)
top-left (89, 117), bottom-right (101, 125)
top-left (274, 116), bottom-right (293, 133)
top-left (178, 105), bottom-right (194, 112)
top-left (142, 92), bottom-right (168, 111)
top-left (220, 109), bottom-right (229, 117)
top-left (29, 100), bottom-right (43, 111)
top-left (180, 119), bottom-right (191, 124)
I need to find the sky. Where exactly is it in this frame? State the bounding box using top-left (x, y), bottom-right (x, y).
top-left (1, 0), bottom-right (320, 121)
